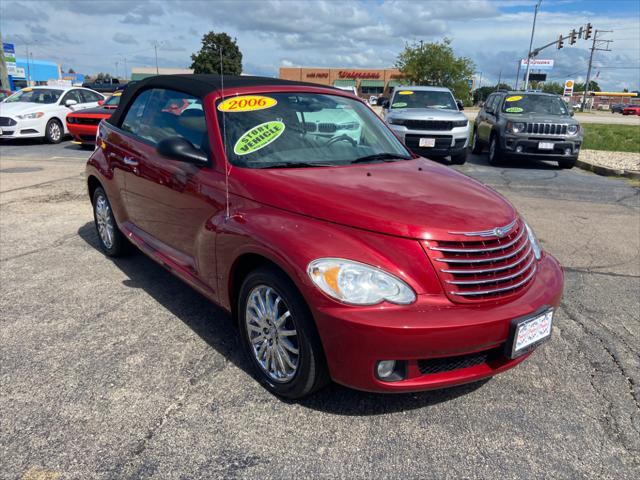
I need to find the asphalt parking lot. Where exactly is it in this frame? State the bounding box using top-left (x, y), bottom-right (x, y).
top-left (1, 139), bottom-right (639, 479)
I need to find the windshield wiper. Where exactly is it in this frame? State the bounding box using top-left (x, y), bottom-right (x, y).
top-left (350, 153), bottom-right (412, 164)
top-left (256, 162), bottom-right (335, 169)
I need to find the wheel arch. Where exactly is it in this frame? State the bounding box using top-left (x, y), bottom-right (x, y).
top-left (87, 174), bottom-right (102, 203)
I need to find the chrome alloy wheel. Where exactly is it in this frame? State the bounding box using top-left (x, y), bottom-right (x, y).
top-left (471, 129), bottom-right (477, 150)
top-left (95, 194), bottom-right (115, 249)
top-left (245, 285), bottom-right (299, 383)
top-left (489, 137), bottom-right (496, 161)
top-left (49, 121), bottom-right (61, 142)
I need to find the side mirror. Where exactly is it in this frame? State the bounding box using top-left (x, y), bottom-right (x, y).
top-left (485, 106), bottom-right (494, 114)
top-left (456, 100), bottom-right (464, 111)
top-left (570, 110), bottom-right (574, 117)
top-left (65, 99), bottom-right (78, 107)
top-left (157, 137), bottom-right (208, 165)
top-left (381, 99), bottom-right (390, 109)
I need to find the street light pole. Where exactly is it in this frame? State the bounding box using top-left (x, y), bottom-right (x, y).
top-left (154, 42), bottom-right (159, 75)
top-left (524, 0), bottom-right (542, 91)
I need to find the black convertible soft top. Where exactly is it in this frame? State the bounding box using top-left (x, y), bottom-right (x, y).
top-left (108, 74), bottom-right (334, 126)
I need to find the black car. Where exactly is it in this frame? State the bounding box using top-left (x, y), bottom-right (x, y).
top-left (610, 103), bottom-right (629, 114)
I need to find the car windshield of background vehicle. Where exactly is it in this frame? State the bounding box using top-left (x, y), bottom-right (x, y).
top-left (390, 90), bottom-right (457, 110)
top-left (104, 94), bottom-right (121, 107)
top-left (216, 93), bottom-right (411, 168)
top-left (5, 88), bottom-right (63, 104)
top-left (502, 94), bottom-right (570, 116)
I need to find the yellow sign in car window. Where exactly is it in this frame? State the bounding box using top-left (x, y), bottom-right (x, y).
top-left (506, 95), bottom-right (523, 102)
top-left (397, 91), bottom-right (414, 95)
top-left (218, 95), bottom-right (277, 112)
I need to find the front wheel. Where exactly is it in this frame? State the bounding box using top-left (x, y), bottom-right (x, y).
top-left (558, 158), bottom-right (577, 169)
top-left (45, 119), bottom-right (63, 144)
top-left (488, 134), bottom-right (505, 166)
top-left (470, 127), bottom-right (483, 154)
top-left (238, 267), bottom-right (329, 399)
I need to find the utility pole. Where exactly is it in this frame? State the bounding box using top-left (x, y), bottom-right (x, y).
top-left (581, 29), bottom-right (612, 111)
top-left (115, 61), bottom-right (119, 79)
top-left (515, 60), bottom-right (522, 90)
top-left (496, 69), bottom-right (502, 89)
top-left (524, 0), bottom-right (542, 91)
top-left (153, 42), bottom-right (159, 75)
top-left (123, 57), bottom-right (127, 80)
top-left (0, 31), bottom-right (10, 90)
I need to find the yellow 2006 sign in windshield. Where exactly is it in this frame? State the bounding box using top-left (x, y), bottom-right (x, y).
top-left (506, 95), bottom-right (523, 102)
top-left (218, 95), bottom-right (277, 112)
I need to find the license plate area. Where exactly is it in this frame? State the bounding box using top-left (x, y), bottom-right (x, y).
top-left (538, 142), bottom-right (554, 150)
top-left (506, 308), bottom-right (553, 359)
top-left (419, 137), bottom-right (436, 147)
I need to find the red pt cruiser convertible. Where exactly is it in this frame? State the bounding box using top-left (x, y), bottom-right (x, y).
top-left (86, 75), bottom-right (564, 398)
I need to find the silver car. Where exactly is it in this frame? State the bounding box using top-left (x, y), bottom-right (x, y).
top-left (382, 86), bottom-right (469, 164)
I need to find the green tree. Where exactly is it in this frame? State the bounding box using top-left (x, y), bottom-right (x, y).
top-left (472, 84), bottom-right (511, 104)
top-left (190, 31), bottom-right (242, 75)
top-left (575, 80), bottom-right (601, 92)
top-left (395, 38), bottom-right (475, 99)
top-left (541, 82), bottom-right (564, 95)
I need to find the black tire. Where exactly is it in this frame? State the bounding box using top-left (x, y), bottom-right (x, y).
top-left (488, 133), bottom-right (505, 166)
top-left (45, 118), bottom-right (63, 144)
top-left (558, 158), bottom-right (577, 169)
top-left (450, 151), bottom-right (467, 165)
top-left (92, 187), bottom-right (131, 257)
top-left (470, 127), bottom-right (483, 154)
top-left (238, 266), bottom-right (329, 399)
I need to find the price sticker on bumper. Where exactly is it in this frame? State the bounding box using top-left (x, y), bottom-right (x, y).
top-left (511, 310), bottom-right (553, 357)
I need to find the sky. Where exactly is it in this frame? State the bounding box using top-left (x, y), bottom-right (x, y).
top-left (2, 0), bottom-right (639, 91)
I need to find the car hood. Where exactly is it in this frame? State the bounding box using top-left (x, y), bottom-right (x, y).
top-left (503, 113), bottom-right (579, 124)
top-left (386, 108), bottom-right (465, 120)
top-left (0, 102), bottom-right (57, 116)
top-left (231, 157), bottom-right (516, 240)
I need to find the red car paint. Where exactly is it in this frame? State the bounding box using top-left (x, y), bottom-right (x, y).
top-left (86, 82), bottom-right (564, 393)
top-left (622, 105), bottom-right (640, 116)
top-left (67, 94), bottom-right (120, 145)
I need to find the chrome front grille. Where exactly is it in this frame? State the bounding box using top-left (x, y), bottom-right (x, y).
top-left (526, 123), bottom-right (568, 135)
top-left (424, 219), bottom-right (536, 302)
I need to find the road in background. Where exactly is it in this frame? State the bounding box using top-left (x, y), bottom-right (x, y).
top-left (1, 140), bottom-right (639, 479)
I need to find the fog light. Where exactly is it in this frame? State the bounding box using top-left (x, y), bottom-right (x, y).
top-left (564, 148), bottom-right (572, 155)
top-left (376, 360), bottom-right (396, 379)
top-left (516, 145), bottom-right (523, 153)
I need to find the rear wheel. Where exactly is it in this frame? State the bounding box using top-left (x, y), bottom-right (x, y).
top-left (238, 266), bottom-right (329, 399)
top-left (558, 158), bottom-right (577, 169)
top-left (488, 134), bottom-right (505, 166)
top-left (470, 127), bottom-right (483, 154)
top-left (45, 119), bottom-right (63, 144)
top-left (92, 187), bottom-right (130, 257)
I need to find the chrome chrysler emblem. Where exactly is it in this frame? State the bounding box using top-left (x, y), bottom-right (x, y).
top-left (449, 219), bottom-right (517, 238)
top-left (493, 227), bottom-right (505, 237)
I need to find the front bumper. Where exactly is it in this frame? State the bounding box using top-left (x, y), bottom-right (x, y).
top-left (502, 134), bottom-right (582, 159)
top-left (312, 254), bottom-right (563, 393)
top-left (0, 117), bottom-right (46, 139)
top-left (388, 124), bottom-right (469, 157)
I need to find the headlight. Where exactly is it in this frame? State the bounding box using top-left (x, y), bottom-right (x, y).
top-left (307, 258), bottom-right (416, 305)
top-left (386, 117), bottom-right (405, 126)
top-left (16, 112), bottom-right (44, 120)
top-left (524, 221), bottom-right (542, 260)
top-left (452, 119), bottom-right (468, 128)
top-left (507, 121), bottom-right (526, 133)
top-left (566, 124), bottom-right (579, 136)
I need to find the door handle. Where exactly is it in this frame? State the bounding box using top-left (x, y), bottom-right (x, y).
top-left (123, 156), bottom-right (139, 166)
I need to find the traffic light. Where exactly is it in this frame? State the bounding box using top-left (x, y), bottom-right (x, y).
top-left (578, 26), bottom-right (583, 39)
top-left (584, 23), bottom-right (593, 40)
top-left (569, 29), bottom-right (577, 45)
top-left (557, 34), bottom-right (564, 49)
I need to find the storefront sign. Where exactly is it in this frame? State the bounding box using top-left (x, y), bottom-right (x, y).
top-left (305, 72), bottom-right (329, 78)
top-left (520, 59), bottom-right (554, 70)
top-left (338, 71), bottom-right (380, 79)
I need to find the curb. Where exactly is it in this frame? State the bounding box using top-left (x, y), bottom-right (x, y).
top-left (575, 158), bottom-right (640, 180)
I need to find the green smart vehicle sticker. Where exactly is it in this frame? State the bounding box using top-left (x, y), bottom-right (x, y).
top-left (391, 102), bottom-right (407, 108)
top-left (505, 107), bottom-right (524, 113)
top-left (233, 121), bottom-right (285, 156)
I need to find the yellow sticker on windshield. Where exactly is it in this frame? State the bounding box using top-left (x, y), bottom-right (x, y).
top-left (233, 121), bottom-right (285, 156)
top-left (506, 95), bottom-right (522, 102)
top-left (505, 107), bottom-right (524, 113)
top-left (218, 95), bottom-right (277, 112)
top-left (22, 87), bottom-right (33, 92)
top-left (398, 91), bottom-right (414, 95)
top-left (112, 92), bottom-right (122, 97)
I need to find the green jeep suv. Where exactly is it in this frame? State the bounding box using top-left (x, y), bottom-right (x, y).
top-left (471, 91), bottom-right (582, 169)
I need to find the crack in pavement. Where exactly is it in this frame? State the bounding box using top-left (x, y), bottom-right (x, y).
top-left (563, 266), bottom-right (640, 279)
top-left (0, 174), bottom-right (83, 194)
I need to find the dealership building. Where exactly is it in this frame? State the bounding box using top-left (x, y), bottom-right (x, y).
top-left (279, 67), bottom-right (405, 97)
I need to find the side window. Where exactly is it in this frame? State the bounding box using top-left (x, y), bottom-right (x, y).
top-left (121, 90), bottom-right (152, 136)
top-left (61, 89), bottom-right (83, 105)
top-left (80, 90), bottom-right (102, 103)
top-left (492, 95), bottom-right (503, 112)
top-left (135, 89), bottom-right (206, 150)
top-left (484, 94), bottom-right (495, 111)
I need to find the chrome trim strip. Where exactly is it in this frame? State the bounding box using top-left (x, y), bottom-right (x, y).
top-left (449, 265), bottom-right (537, 296)
top-left (445, 256), bottom-right (535, 285)
top-left (435, 238), bottom-right (529, 263)
top-left (429, 227), bottom-right (525, 253)
top-left (441, 246), bottom-right (532, 274)
top-left (448, 219), bottom-right (517, 238)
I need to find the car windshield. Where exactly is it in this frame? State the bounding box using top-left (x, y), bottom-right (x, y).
top-left (104, 94), bottom-right (121, 107)
top-left (5, 88), bottom-right (63, 104)
top-left (502, 94), bottom-right (570, 116)
top-left (390, 90), bottom-right (457, 110)
top-left (217, 92), bottom-right (411, 168)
